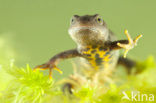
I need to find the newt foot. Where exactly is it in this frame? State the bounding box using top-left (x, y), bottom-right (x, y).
top-left (34, 63), bottom-right (63, 79)
top-left (117, 29), bottom-right (142, 58)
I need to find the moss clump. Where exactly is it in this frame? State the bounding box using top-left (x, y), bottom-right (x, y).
top-left (0, 56), bottom-right (156, 103)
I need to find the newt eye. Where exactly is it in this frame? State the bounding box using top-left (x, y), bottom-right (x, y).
top-left (96, 17), bottom-right (103, 24)
top-left (70, 18), bottom-right (75, 24)
top-left (97, 18), bottom-right (101, 22)
top-left (71, 17), bottom-right (76, 24)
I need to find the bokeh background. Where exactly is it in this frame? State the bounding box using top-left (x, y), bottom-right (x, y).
top-left (0, 0), bottom-right (156, 79)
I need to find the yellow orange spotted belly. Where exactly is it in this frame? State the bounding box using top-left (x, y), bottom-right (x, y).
top-left (80, 45), bottom-right (118, 70)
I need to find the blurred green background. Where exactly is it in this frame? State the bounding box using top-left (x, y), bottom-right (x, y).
top-left (0, 0), bottom-right (156, 79)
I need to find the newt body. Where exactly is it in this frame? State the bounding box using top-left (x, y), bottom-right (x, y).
top-left (35, 14), bottom-right (142, 81)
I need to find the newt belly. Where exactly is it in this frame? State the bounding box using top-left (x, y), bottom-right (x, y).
top-left (80, 45), bottom-right (119, 70)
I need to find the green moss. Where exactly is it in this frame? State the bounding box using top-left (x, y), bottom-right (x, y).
top-left (0, 56), bottom-right (156, 103)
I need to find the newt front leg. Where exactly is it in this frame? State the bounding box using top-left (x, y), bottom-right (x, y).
top-left (106, 30), bottom-right (142, 58)
top-left (34, 49), bottom-right (82, 79)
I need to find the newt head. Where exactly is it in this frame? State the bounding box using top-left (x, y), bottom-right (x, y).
top-left (68, 14), bottom-right (109, 47)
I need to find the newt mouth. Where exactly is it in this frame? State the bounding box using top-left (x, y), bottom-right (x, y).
top-left (68, 27), bottom-right (100, 35)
